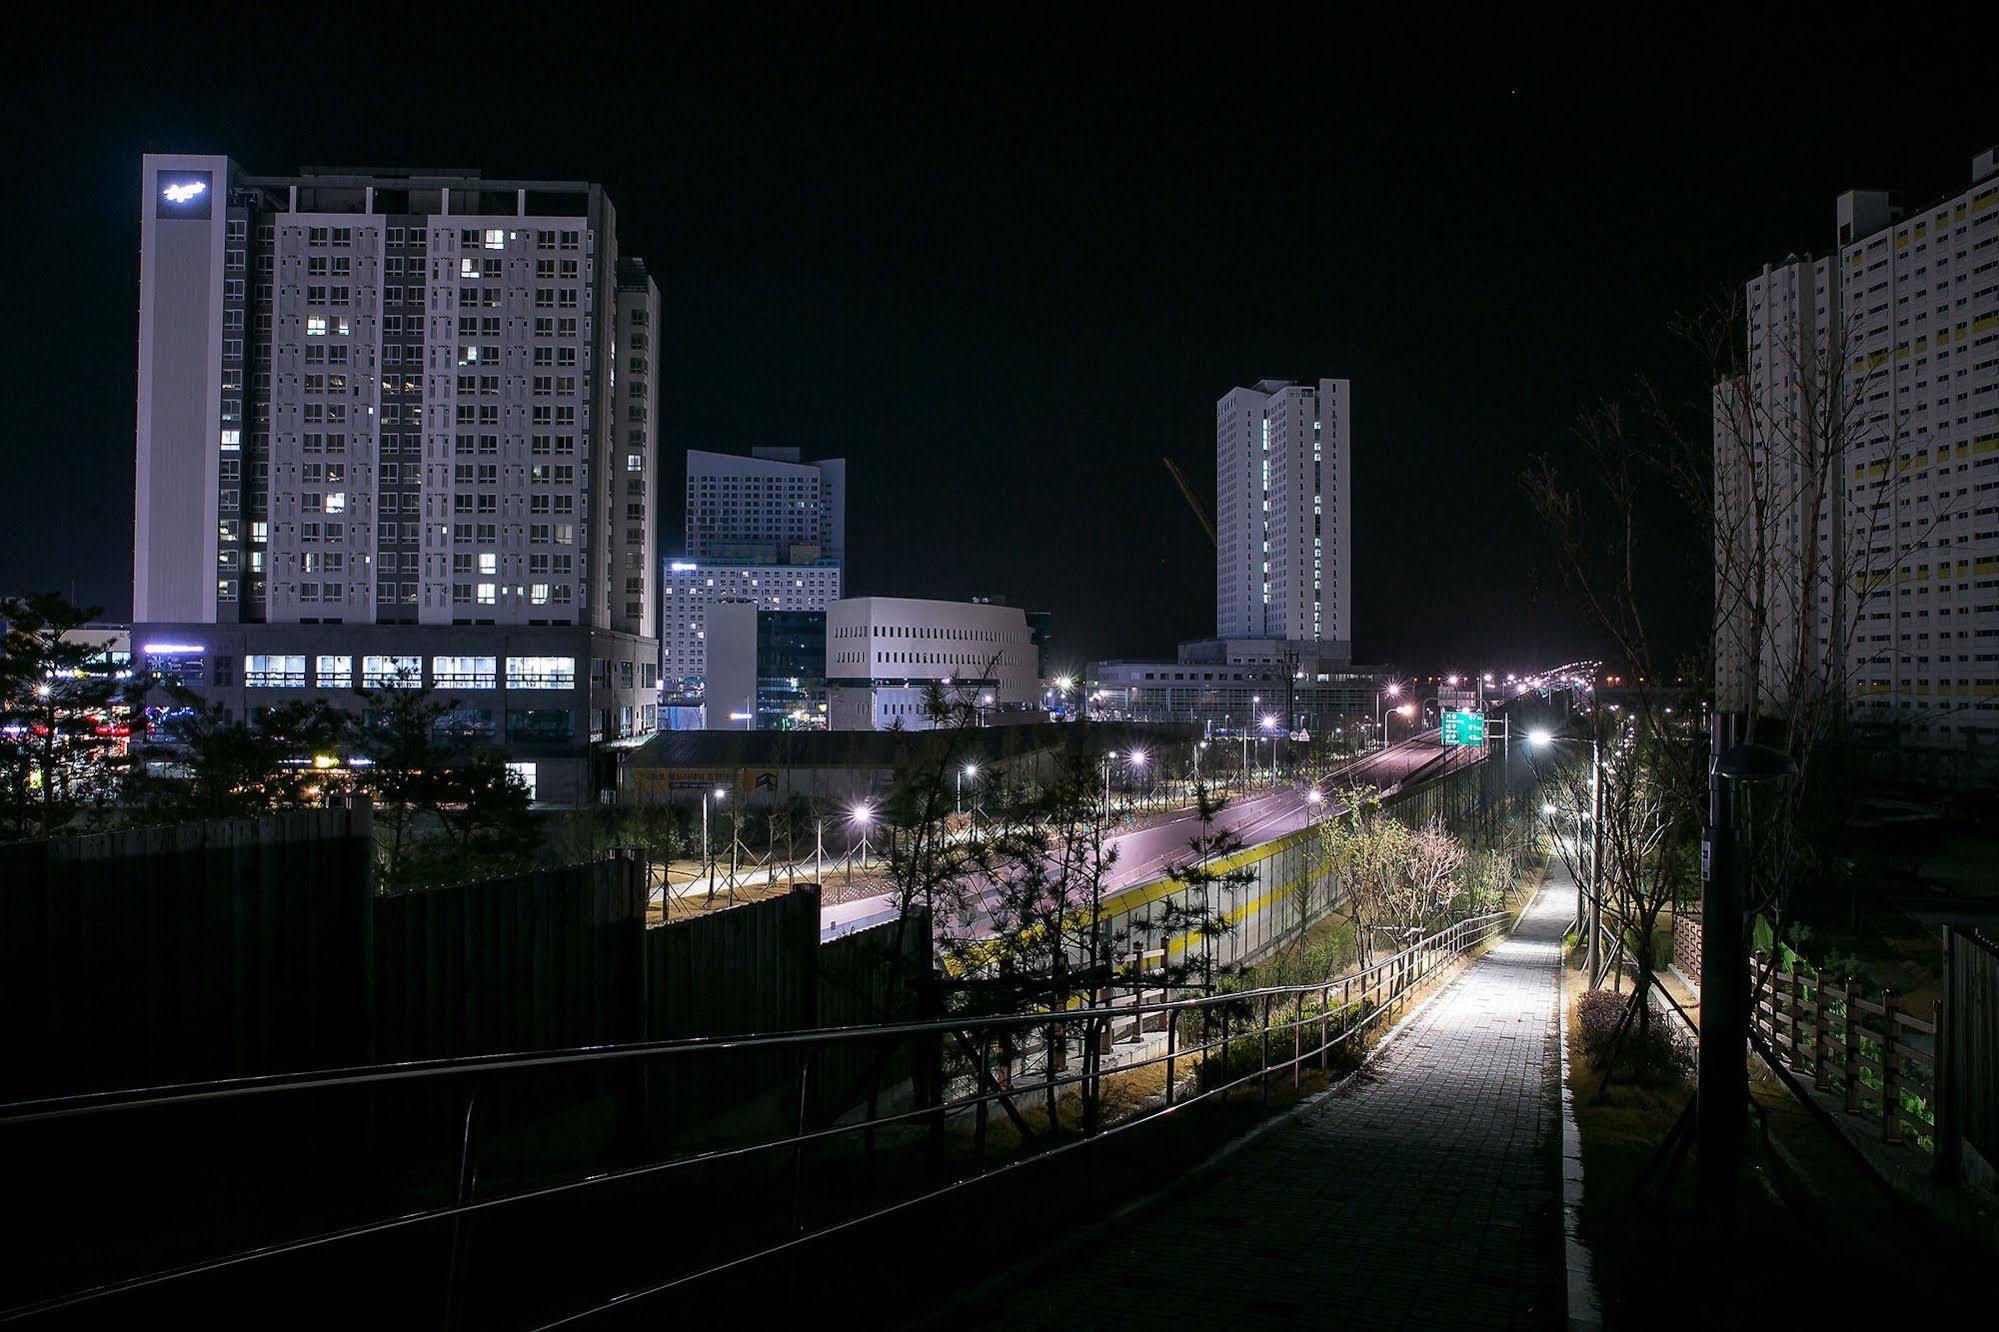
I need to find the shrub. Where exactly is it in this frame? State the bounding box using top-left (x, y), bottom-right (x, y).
top-left (1578, 987), bottom-right (1691, 1085)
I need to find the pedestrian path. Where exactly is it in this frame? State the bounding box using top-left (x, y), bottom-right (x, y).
top-left (1004, 877), bottom-right (1573, 1329)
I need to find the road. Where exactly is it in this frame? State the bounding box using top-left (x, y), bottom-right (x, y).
top-left (820, 733), bottom-right (1465, 940)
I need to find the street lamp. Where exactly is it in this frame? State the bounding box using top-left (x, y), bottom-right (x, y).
top-left (1698, 739), bottom-right (1797, 1220)
top-left (1377, 681), bottom-right (1403, 752)
top-left (847, 801), bottom-right (875, 884)
top-left (958, 762), bottom-right (978, 816)
top-left (702, 786), bottom-right (727, 901)
top-left (1129, 747), bottom-right (1149, 813)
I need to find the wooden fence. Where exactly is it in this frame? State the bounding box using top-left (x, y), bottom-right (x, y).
top-left (1938, 928), bottom-right (1999, 1182)
top-left (0, 809), bottom-right (375, 1100)
top-left (1753, 931), bottom-right (1999, 1186)
top-left (374, 853), bottom-right (648, 1061)
top-left (1751, 952), bottom-right (1940, 1154)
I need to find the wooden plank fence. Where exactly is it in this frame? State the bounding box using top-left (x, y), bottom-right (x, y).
top-left (1751, 950), bottom-right (1941, 1156)
top-left (373, 852), bottom-right (648, 1061)
top-left (0, 809), bottom-right (375, 1100)
top-left (1938, 927), bottom-right (1999, 1183)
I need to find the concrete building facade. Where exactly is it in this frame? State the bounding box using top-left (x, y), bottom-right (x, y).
top-left (825, 596), bottom-right (1037, 730)
top-left (661, 448), bottom-right (845, 710)
top-left (131, 156), bottom-right (660, 802)
top-left (1215, 378), bottom-right (1351, 654)
top-left (1716, 147), bottom-right (1999, 747)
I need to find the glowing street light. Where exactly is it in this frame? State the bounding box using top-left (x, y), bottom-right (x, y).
top-left (702, 786), bottom-right (729, 899)
top-left (957, 762), bottom-right (978, 815)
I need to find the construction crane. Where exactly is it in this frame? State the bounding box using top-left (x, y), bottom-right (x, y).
top-left (1162, 457), bottom-right (1217, 547)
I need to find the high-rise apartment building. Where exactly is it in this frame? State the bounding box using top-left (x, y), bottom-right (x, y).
top-left (1215, 379), bottom-right (1351, 653)
top-left (1715, 146), bottom-right (1999, 747)
top-left (131, 155), bottom-right (660, 803)
top-left (661, 448), bottom-right (845, 714)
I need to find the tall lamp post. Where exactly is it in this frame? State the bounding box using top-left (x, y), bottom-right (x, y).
top-left (702, 786), bottom-right (726, 902)
top-left (847, 802), bottom-right (874, 885)
top-left (1699, 739), bottom-right (1797, 1223)
top-left (1377, 681), bottom-right (1403, 752)
top-left (1527, 726), bottom-right (1603, 984)
top-left (1128, 747), bottom-right (1148, 815)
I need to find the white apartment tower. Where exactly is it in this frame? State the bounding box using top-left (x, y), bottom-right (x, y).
top-left (131, 156), bottom-right (661, 802)
top-left (1716, 146), bottom-right (1999, 746)
top-left (1216, 379), bottom-right (1351, 650)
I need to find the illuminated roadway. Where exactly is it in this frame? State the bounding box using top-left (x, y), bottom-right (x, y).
top-left (819, 732), bottom-right (1472, 941)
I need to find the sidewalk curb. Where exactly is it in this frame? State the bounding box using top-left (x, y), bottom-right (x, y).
top-left (1558, 949), bottom-right (1605, 1330)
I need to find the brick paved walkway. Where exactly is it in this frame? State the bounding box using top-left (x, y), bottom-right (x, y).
top-left (1003, 880), bottom-right (1572, 1329)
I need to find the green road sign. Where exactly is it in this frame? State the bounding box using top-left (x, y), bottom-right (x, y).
top-left (1442, 709), bottom-right (1487, 747)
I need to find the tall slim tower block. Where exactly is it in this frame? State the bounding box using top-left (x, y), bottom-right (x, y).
top-left (1215, 378), bottom-right (1351, 654)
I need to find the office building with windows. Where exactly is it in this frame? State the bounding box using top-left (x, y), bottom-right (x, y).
top-left (825, 597), bottom-right (1037, 730)
top-left (130, 155), bottom-right (660, 803)
top-left (1714, 146), bottom-right (1999, 747)
top-left (661, 447), bottom-right (846, 715)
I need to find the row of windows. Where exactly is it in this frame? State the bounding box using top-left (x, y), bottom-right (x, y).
top-left (242, 654), bottom-right (578, 690)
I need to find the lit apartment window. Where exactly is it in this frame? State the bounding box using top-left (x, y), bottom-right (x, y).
top-left (363, 656), bottom-right (423, 689)
top-left (245, 655), bottom-right (306, 687)
top-left (315, 656), bottom-right (353, 687)
top-left (508, 656), bottom-right (576, 690)
top-left (432, 656), bottom-right (497, 689)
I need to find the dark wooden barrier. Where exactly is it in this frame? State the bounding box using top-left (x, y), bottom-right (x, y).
top-left (644, 888), bottom-right (821, 1040)
top-left (374, 851), bottom-right (647, 1061)
top-left (1938, 927), bottom-right (1999, 1183)
top-left (0, 809), bottom-right (374, 1100)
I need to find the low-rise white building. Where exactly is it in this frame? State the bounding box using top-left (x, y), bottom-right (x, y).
top-left (826, 596), bottom-right (1037, 730)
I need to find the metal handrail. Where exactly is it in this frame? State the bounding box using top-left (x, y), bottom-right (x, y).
top-left (0, 911), bottom-right (1510, 1127)
top-left (2, 904), bottom-right (1518, 1324)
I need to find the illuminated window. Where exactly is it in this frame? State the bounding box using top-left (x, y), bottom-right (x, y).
top-left (362, 656), bottom-right (423, 689)
top-left (476, 582), bottom-right (497, 605)
top-left (306, 316), bottom-right (327, 336)
top-left (507, 656), bottom-right (576, 690)
top-left (431, 656), bottom-right (497, 689)
top-left (315, 656), bottom-right (352, 687)
top-left (245, 654), bottom-right (306, 687)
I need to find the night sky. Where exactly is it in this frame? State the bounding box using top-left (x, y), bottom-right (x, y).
top-left (4, 13), bottom-right (1991, 674)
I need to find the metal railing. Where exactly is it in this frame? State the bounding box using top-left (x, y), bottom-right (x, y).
top-left (1, 907), bottom-right (1516, 1327)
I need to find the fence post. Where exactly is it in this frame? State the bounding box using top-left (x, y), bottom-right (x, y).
top-left (1882, 988), bottom-right (1902, 1145)
top-left (1164, 1011), bottom-right (1178, 1107)
top-left (1260, 992), bottom-right (1273, 1104)
top-left (973, 1030), bottom-right (991, 1167)
top-left (1319, 984), bottom-right (1331, 1071)
top-left (1751, 950), bottom-right (1770, 1049)
top-left (1843, 976), bottom-right (1862, 1114)
top-left (1220, 1005), bottom-right (1231, 1097)
top-left (1293, 990), bottom-right (1304, 1091)
top-left (1785, 960), bottom-right (1803, 1069)
top-left (1812, 967), bottom-right (1830, 1090)
top-left (1934, 930), bottom-right (1960, 1184)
